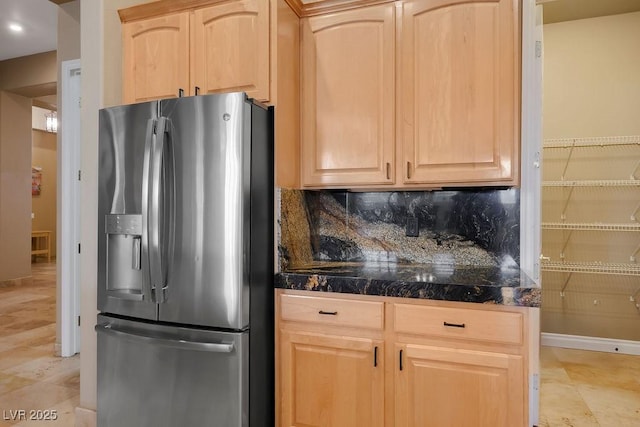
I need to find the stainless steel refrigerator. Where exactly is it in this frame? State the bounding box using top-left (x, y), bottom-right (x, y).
top-left (95, 93), bottom-right (273, 427)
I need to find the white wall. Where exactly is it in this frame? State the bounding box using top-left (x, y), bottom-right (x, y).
top-left (543, 11), bottom-right (640, 138)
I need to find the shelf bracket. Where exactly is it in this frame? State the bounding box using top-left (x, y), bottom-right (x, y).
top-left (631, 158), bottom-right (640, 180)
top-left (632, 201), bottom-right (640, 222)
top-left (560, 272), bottom-right (573, 297)
top-left (631, 241), bottom-right (640, 263)
top-left (560, 141), bottom-right (576, 181)
top-left (560, 230), bottom-right (574, 260)
top-left (560, 185), bottom-right (576, 221)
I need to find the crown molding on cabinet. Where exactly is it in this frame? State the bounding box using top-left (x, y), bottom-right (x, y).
top-left (119, 0), bottom-right (397, 21)
top-left (118, 0), bottom-right (230, 22)
top-left (284, 0), bottom-right (394, 17)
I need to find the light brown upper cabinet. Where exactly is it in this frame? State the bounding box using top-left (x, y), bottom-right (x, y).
top-left (122, 13), bottom-right (191, 104)
top-left (402, 0), bottom-right (520, 186)
top-left (120, 0), bottom-right (301, 188)
top-left (192, 0), bottom-right (270, 100)
top-left (121, 0), bottom-right (270, 104)
top-left (301, 4), bottom-right (396, 187)
top-left (298, 0), bottom-right (520, 189)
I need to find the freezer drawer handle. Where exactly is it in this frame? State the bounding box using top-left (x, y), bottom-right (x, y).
top-left (95, 324), bottom-right (235, 353)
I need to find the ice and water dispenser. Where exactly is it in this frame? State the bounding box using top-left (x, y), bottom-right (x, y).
top-left (105, 214), bottom-right (144, 300)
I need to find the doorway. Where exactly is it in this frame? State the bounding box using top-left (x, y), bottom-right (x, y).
top-left (539, 0), bottom-right (640, 353)
top-left (537, 1), bottom-right (640, 425)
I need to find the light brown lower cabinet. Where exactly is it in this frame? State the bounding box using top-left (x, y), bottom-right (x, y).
top-left (276, 290), bottom-right (537, 427)
top-left (279, 330), bottom-right (385, 427)
top-left (395, 344), bottom-right (524, 427)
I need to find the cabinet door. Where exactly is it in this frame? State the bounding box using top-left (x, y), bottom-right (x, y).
top-left (301, 4), bottom-right (395, 187)
top-left (395, 343), bottom-right (525, 427)
top-left (122, 13), bottom-right (190, 104)
top-left (192, 0), bottom-right (270, 101)
top-left (401, 0), bottom-right (520, 185)
top-left (280, 330), bottom-right (384, 427)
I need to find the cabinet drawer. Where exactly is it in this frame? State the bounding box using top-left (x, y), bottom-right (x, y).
top-left (394, 304), bottom-right (523, 345)
top-left (280, 294), bottom-right (384, 330)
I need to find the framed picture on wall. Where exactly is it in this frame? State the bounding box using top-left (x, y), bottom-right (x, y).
top-left (32, 166), bottom-right (42, 196)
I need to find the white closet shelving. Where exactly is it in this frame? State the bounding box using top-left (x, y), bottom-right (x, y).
top-left (543, 179), bottom-right (639, 187)
top-left (541, 135), bottom-right (640, 311)
top-left (541, 261), bottom-right (640, 276)
top-left (542, 222), bottom-right (640, 232)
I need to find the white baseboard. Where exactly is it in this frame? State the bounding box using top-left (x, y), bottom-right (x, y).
top-left (541, 332), bottom-right (640, 356)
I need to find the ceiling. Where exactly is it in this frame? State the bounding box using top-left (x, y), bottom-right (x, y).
top-left (0, 0), bottom-right (639, 61)
top-left (542, 0), bottom-right (640, 24)
top-left (0, 0), bottom-right (58, 62)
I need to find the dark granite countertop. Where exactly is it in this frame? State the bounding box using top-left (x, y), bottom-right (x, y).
top-left (275, 262), bottom-right (541, 307)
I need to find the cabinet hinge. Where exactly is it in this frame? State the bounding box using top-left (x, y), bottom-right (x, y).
top-left (78, 170), bottom-right (82, 181)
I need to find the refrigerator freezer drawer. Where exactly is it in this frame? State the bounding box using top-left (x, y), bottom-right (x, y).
top-left (96, 315), bottom-right (248, 427)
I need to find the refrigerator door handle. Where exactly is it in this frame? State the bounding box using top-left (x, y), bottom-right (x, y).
top-left (95, 323), bottom-right (235, 353)
top-left (149, 117), bottom-right (175, 304)
top-left (148, 118), bottom-right (164, 301)
top-left (141, 118), bottom-right (156, 303)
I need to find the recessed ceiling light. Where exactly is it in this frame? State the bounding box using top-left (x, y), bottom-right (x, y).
top-left (9, 23), bottom-right (23, 33)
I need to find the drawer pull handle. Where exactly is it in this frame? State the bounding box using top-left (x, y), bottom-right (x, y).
top-left (318, 310), bottom-right (338, 315)
top-left (444, 321), bottom-right (466, 328)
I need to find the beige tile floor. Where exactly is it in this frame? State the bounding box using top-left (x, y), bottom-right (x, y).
top-left (0, 262), bottom-right (79, 427)
top-left (539, 345), bottom-right (640, 427)
top-left (1, 262), bottom-right (639, 426)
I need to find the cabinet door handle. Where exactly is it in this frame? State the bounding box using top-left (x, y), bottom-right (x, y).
top-left (443, 321), bottom-right (466, 328)
top-left (178, 88), bottom-right (184, 98)
top-left (406, 161), bottom-right (411, 179)
top-left (386, 162), bottom-right (391, 180)
top-left (399, 349), bottom-right (404, 371)
top-left (318, 310), bottom-right (337, 315)
top-left (374, 346), bottom-right (378, 367)
top-left (195, 86), bottom-right (200, 96)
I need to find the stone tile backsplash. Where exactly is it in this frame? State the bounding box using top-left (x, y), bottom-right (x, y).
top-left (278, 188), bottom-right (520, 270)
